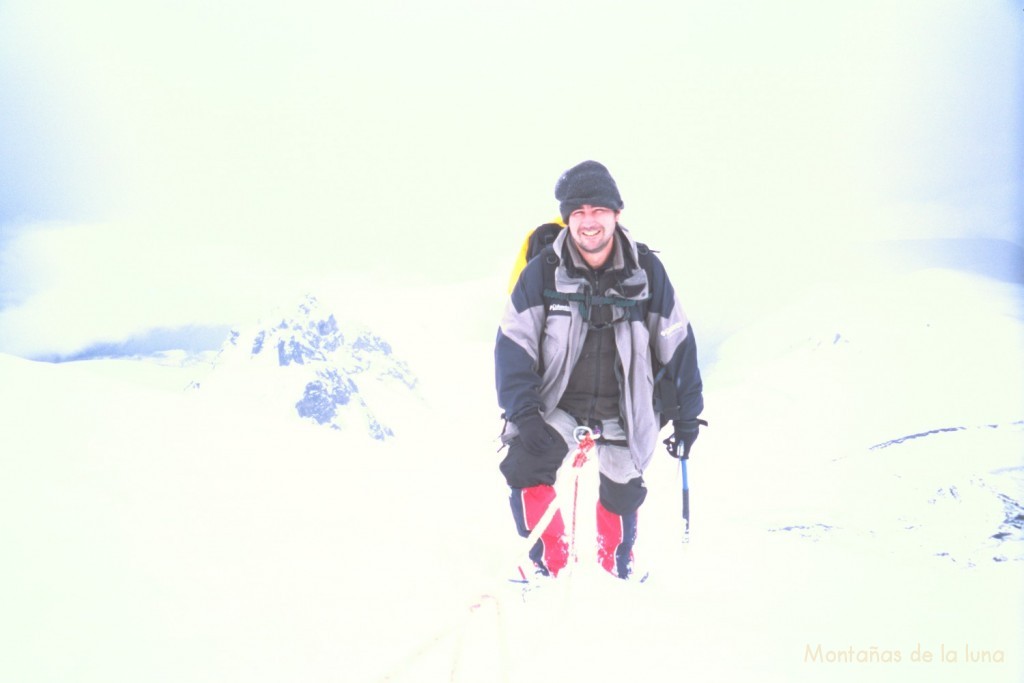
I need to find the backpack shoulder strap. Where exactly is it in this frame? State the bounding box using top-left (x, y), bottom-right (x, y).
top-left (540, 241), bottom-right (649, 322)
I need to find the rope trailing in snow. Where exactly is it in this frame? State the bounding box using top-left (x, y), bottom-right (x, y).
top-left (450, 594), bottom-right (509, 683)
top-left (371, 429), bottom-right (596, 683)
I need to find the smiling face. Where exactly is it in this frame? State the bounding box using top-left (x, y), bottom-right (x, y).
top-left (567, 204), bottom-right (619, 268)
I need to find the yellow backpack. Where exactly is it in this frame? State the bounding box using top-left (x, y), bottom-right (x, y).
top-left (506, 219), bottom-right (565, 294)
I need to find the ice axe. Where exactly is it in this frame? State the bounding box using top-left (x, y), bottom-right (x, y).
top-left (664, 418), bottom-right (706, 544)
top-left (680, 457), bottom-right (690, 543)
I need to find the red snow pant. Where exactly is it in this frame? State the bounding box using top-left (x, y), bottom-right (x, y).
top-left (509, 485), bottom-right (568, 576)
top-left (508, 482), bottom-right (642, 578)
top-left (503, 437), bottom-right (646, 578)
top-left (596, 498), bottom-right (640, 578)
top-left (499, 415), bottom-right (647, 578)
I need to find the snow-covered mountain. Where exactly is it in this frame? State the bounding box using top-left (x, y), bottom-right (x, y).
top-left (204, 295), bottom-right (418, 440)
top-left (1, 266), bottom-right (1022, 683)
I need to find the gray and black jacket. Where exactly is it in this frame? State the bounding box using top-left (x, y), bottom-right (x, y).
top-left (495, 225), bottom-right (703, 473)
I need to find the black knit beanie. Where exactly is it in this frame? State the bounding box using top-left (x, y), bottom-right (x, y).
top-left (554, 160), bottom-right (624, 222)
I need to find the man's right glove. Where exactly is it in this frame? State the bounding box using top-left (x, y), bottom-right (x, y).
top-left (663, 418), bottom-right (708, 460)
top-left (515, 411), bottom-right (558, 456)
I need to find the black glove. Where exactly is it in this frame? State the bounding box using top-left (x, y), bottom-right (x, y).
top-left (515, 411), bottom-right (557, 456)
top-left (663, 418), bottom-right (707, 460)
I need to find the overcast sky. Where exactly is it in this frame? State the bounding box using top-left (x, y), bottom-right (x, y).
top-left (0, 0), bottom-right (1020, 358)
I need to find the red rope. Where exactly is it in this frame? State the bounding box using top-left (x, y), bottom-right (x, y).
top-left (572, 433), bottom-right (594, 468)
top-left (568, 433), bottom-right (595, 565)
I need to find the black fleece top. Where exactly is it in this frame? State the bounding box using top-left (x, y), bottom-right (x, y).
top-left (556, 242), bottom-right (628, 423)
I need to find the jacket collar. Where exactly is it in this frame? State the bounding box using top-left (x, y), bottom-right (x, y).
top-left (551, 225), bottom-right (649, 301)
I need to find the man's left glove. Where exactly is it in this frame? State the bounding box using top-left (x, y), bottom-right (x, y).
top-left (663, 418), bottom-right (708, 460)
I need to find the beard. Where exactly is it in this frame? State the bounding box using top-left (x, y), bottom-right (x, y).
top-left (571, 228), bottom-right (614, 254)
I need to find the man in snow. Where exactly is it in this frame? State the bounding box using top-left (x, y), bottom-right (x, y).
top-left (495, 160), bottom-right (705, 580)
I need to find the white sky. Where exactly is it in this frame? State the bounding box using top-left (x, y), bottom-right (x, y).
top-left (0, 0), bottom-right (1020, 357)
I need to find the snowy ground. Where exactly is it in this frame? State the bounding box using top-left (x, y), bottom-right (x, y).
top-left (2, 263), bottom-right (1022, 683)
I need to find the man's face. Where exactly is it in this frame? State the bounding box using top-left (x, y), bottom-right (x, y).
top-left (567, 205), bottom-right (619, 266)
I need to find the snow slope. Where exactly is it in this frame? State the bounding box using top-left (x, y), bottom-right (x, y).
top-left (1, 266), bottom-right (1021, 683)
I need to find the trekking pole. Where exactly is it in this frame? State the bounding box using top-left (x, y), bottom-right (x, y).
top-left (680, 457), bottom-right (690, 544)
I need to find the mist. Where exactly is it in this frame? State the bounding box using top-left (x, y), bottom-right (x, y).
top-left (0, 0), bottom-right (1019, 358)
